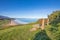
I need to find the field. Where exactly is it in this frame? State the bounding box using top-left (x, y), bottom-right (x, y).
top-left (0, 25), bottom-right (40, 40)
top-left (0, 24), bottom-right (60, 40)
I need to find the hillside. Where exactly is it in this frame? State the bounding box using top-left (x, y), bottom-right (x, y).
top-left (0, 25), bottom-right (40, 40)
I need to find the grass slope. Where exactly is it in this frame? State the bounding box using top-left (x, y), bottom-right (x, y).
top-left (0, 25), bottom-right (40, 40)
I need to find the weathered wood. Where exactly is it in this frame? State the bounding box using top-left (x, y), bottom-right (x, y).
top-left (38, 18), bottom-right (49, 30)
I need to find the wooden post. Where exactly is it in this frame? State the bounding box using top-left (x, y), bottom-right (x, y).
top-left (41, 18), bottom-right (45, 30)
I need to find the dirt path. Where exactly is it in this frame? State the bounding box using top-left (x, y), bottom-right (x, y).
top-left (30, 24), bottom-right (40, 32)
top-left (30, 24), bottom-right (45, 32)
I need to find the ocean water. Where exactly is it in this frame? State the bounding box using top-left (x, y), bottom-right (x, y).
top-left (15, 18), bottom-right (38, 24)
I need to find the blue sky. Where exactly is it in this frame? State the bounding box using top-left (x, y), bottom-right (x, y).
top-left (0, 0), bottom-right (60, 18)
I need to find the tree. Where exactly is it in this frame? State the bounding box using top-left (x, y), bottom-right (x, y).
top-left (48, 11), bottom-right (60, 26)
top-left (45, 11), bottom-right (60, 40)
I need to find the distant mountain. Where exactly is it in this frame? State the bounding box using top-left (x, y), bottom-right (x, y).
top-left (0, 15), bottom-right (15, 20)
top-left (0, 15), bottom-right (10, 19)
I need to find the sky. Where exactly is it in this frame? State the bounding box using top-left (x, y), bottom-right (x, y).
top-left (0, 0), bottom-right (60, 18)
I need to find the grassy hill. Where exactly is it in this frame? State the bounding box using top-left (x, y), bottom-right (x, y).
top-left (0, 25), bottom-right (40, 40)
top-left (1, 22), bottom-right (60, 40)
top-left (0, 24), bottom-right (52, 40)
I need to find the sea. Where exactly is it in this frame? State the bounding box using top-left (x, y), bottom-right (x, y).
top-left (14, 18), bottom-right (39, 24)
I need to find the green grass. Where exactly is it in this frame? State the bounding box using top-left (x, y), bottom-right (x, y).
top-left (45, 25), bottom-right (60, 40)
top-left (1, 24), bottom-right (59, 40)
top-left (0, 25), bottom-right (40, 40)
